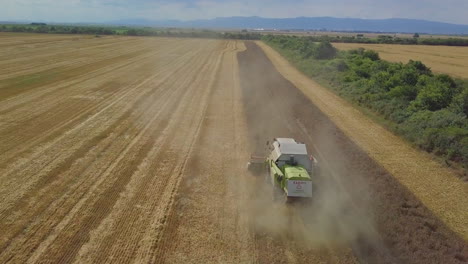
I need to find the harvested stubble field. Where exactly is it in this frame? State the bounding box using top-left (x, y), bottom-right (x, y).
top-left (333, 42), bottom-right (468, 78)
top-left (0, 33), bottom-right (467, 263)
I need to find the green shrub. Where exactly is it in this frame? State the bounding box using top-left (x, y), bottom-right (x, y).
top-left (314, 41), bottom-right (337, 59)
top-left (423, 127), bottom-right (468, 161)
top-left (388, 85), bottom-right (418, 100)
top-left (363, 50), bottom-right (380, 61)
top-left (412, 79), bottom-right (455, 111)
top-left (450, 86), bottom-right (468, 115)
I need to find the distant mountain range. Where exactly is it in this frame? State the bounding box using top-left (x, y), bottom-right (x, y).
top-left (109, 16), bottom-right (468, 35)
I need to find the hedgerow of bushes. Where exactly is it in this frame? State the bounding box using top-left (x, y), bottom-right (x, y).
top-left (303, 34), bottom-right (468, 46)
top-left (262, 35), bottom-right (468, 167)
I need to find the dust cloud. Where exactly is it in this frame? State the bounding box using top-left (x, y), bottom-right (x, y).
top-left (242, 135), bottom-right (381, 249)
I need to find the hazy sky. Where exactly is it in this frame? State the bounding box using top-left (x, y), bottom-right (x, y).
top-left (3, 0), bottom-right (468, 25)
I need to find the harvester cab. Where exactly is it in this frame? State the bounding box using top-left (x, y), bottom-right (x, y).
top-left (248, 138), bottom-right (317, 202)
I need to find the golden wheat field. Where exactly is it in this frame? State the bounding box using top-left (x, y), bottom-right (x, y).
top-left (333, 43), bottom-right (468, 79)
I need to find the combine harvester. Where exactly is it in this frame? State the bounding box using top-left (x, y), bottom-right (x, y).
top-left (249, 138), bottom-right (317, 203)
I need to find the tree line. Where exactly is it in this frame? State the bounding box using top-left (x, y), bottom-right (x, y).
top-left (306, 34), bottom-right (468, 46)
top-left (2, 24), bottom-right (468, 46)
top-left (262, 35), bottom-right (468, 169)
top-left (0, 24), bottom-right (261, 40)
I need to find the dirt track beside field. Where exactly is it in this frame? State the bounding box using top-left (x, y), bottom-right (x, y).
top-left (0, 34), bottom-right (466, 263)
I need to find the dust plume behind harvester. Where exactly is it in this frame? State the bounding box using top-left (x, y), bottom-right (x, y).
top-left (248, 138), bottom-right (317, 203)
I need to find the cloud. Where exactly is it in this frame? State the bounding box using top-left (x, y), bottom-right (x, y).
top-left (2, 0), bottom-right (467, 25)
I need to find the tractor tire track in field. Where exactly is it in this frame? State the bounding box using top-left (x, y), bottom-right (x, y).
top-left (0, 39), bottom-right (198, 169)
top-left (70, 41), bottom-right (233, 264)
top-left (153, 41), bottom-right (258, 264)
top-left (0, 46), bottom-right (209, 262)
top-left (0, 40), bottom-right (206, 215)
